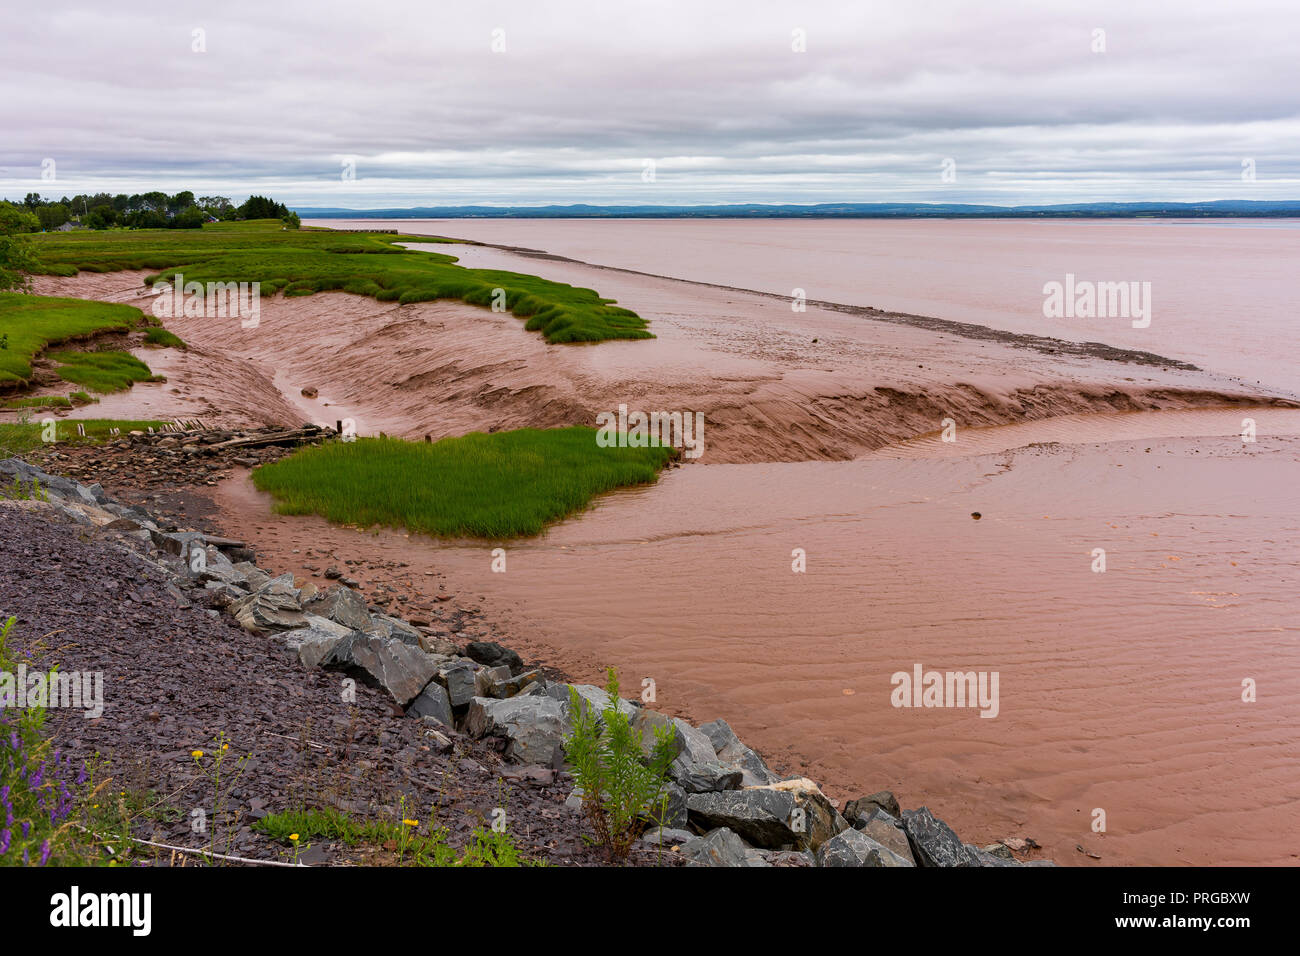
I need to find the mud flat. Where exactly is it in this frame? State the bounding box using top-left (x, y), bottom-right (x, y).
top-left (30, 265), bottom-right (1291, 463)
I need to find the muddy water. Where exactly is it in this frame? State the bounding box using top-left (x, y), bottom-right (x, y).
top-left (216, 412), bottom-right (1300, 867)
top-left (320, 217), bottom-right (1300, 394)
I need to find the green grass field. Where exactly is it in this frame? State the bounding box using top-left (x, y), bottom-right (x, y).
top-left (30, 220), bottom-right (651, 343)
top-left (0, 292), bottom-right (145, 387)
top-left (252, 427), bottom-right (678, 538)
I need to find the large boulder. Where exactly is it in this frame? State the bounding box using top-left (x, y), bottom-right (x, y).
top-left (328, 634), bottom-right (439, 708)
top-left (231, 575), bottom-right (307, 633)
top-left (671, 760), bottom-right (743, 794)
top-left (749, 778), bottom-right (847, 850)
top-left (463, 696), bottom-right (571, 766)
top-left (859, 810), bottom-right (916, 864)
top-left (678, 828), bottom-right (756, 867)
top-left (902, 807), bottom-right (980, 867)
top-left (367, 613), bottom-right (422, 646)
top-left (698, 718), bottom-right (781, 786)
top-left (436, 660), bottom-right (479, 708)
top-left (303, 585), bottom-right (371, 631)
top-left (816, 828), bottom-right (914, 867)
top-left (464, 641), bottom-right (523, 675)
top-left (283, 614), bottom-right (352, 669)
top-left (686, 788), bottom-right (811, 850)
top-left (844, 790), bottom-right (902, 826)
top-left (547, 683), bottom-right (638, 722)
top-left (644, 782), bottom-right (689, 830)
top-left (408, 681), bottom-right (454, 728)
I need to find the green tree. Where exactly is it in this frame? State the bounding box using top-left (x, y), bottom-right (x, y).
top-left (0, 207), bottom-right (39, 290)
top-left (37, 203), bottom-right (70, 231)
top-left (84, 205), bottom-right (120, 229)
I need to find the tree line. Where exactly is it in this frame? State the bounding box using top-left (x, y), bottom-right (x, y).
top-left (0, 191), bottom-right (298, 232)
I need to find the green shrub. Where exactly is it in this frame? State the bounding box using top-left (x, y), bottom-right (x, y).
top-left (564, 668), bottom-right (677, 863)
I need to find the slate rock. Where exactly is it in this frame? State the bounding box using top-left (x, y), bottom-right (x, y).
top-left (860, 810), bottom-right (915, 864)
top-left (670, 758), bottom-right (743, 794)
top-left (686, 788), bottom-right (802, 849)
top-left (407, 681), bottom-right (454, 728)
top-left (679, 828), bottom-right (754, 867)
top-left (902, 807), bottom-right (980, 867)
top-left (332, 634), bottom-right (438, 707)
top-left (698, 718), bottom-right (781, 786)
top-left (816, 828), bottom-right (914, 867)
top-left (845, 790), bottom-right (902, 825)
top-left (303, 584), bottom-right (372, 631)
top-left (463, 696), bottom-right (571, 766)
top-left (465, 641), bottom-right (523, 674)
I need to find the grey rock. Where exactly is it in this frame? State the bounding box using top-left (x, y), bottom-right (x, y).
top-left (645, 783), bottom-right (689, 830)
top-left (860, 810), bottom-right (915, 864)
top-left (331, 634), bottom-right (439, 707)
top-left (685, 788), bottom-right (803, 849)
top-left (640, 827), bottom-right (696, 846)
top-left (679, 828), bottom-right (754, 867)
top-left (967, 844), bottom-right (1020, 867)
top-left (437, 660), bottom-right (478, 707)
top-left (474, 664), bottom-right (513, 698)
top-left (407, 681), bottom-right (454, 727)
top-left (845, 790), bottom-right (902, 825)
top-left (698, 718), bottom-right (781, 786)
top-left (676, 832), bottom-right (759, 868)
top-left (303, 585), bottom-right (371, 631)
top-left (464, 640), bottom-right (523, 674)
top-left (670, 758), bottom-right (743, 794)
top-left (902, 807), bottom-right (980, 867)
top-left (547, 683), bottom-right (638, 722)
top-left (151, 529), bottom-right (206, 557)
top-left (231, 576), bottom-right (307, 634)
top-left (368, 613), bottom-right (422, 645)
top-left (672, 717), bottom-right (719, 765)
top-left (463, 696), bottom-right (571, 766)
top-left (816, 828), bottom-right (914, 867)
top-left (231, 562), bottom-right (271, 591)
top-left (291, 629), bottom-right (345, 669)
top-left (980, 842), bottom-right (1016, 862)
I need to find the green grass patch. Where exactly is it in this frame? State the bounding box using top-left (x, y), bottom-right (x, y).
top-left (252, 426), bottom-right (678, 538)
top-left (3, 394), bottom-right (71, 409)
top-left (253, 806), bottom-right (534, 867)
top-left (29, 220), bottom-right (651, 343)
top-left (0, 292), bottom-right (144, 386)
top-left (143, 326), bottom-right (185, 348)
top-left (47, 350), bottom-right (158, 393)
top-left (0, 418), bottom-right (164, 456)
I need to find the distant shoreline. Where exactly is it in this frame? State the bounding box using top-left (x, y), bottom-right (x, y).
top-left (297, 200), bottom-right (1300, 220)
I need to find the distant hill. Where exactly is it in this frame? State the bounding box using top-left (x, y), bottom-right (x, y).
top-left (296, 200), bottom-right (1300, 220)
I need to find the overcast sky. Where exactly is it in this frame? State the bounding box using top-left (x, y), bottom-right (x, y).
top-left (3, 0), bottom-right (1298, 208)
